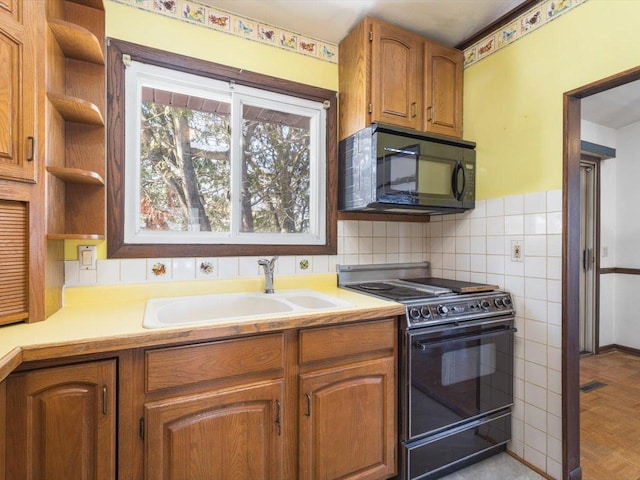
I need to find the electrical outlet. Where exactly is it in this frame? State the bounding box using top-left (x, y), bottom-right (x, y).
top-left (602, 246), bottom-right (608, 258)
top-left (79, 245), bottom-right (97, 270)
top-left (511, 240), bottom-right (523, 262)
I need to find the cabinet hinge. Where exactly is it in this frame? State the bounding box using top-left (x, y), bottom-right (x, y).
top-left (368, 103), bottom-right (373, 114)
top-left (369, 30), bottom-right (373, 42)
top-left (139, 418), bottom-right (145, 439)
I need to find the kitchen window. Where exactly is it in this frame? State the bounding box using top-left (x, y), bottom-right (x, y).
top-left (107, 40), bottom-right (337, 258)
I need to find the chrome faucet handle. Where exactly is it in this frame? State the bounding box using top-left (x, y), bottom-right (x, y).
top-left (258, 256), bottom-right (278, 293)
top-left (258, 256), bottom-right (278, 271)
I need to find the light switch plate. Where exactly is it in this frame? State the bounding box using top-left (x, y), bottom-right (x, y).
top-left (79, 245), bottom-right (97, 270)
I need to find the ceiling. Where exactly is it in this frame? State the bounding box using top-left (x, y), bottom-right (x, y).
top-left (581, 79), bottom-right (640, 130)
top-left (199, 0), bottom-right (528, 47)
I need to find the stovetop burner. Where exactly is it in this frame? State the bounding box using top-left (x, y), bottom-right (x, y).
top-left (358, 282), bottom-right (395, 291)
top-left (337, 262), bottom-right (513, 329)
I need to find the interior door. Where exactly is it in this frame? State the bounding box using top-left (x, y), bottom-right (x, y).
top-left (579, 157), bottom-right (598, 354)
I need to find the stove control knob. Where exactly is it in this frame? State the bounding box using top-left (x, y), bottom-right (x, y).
top-left (437, 305), bottom-right (449, 316)
top-left (503, 297), bottom-right (513, 307)
top-left (480, 300), bottom-right (491, 310)
top-left (494, 298), bottom-right (504, 308)
top-left (420, 306), bottom-right (432, 318)
top-left (409, 307), bottom-right (422, 321)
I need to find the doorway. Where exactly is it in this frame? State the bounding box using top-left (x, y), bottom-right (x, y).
top-left (563, 65), bottom-right (640, 480)
top-left (579, 156), bottom-right (599, 355)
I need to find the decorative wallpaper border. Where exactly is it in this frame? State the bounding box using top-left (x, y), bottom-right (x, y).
top-left (463, 0), bottom-right (589, 68)
top-left (110, 0), bottom-right (339, 64)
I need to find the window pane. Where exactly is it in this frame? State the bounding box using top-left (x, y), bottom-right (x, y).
top-left (139, 86), bottom-right (231, 232)
top-left (241, 105), bottom-right (311, 233)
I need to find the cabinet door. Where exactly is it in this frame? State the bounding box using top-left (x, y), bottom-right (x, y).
top-left (299, 356), bottom-right (396, 480)
top-left (370, 19), bottom-right (421, 130)
top-left (423, 41), bottom-right (464, 138)
top-left (0, 0), bottom-right (36, 182)
top-left (145, 380), bottom-right (284, 480)
top-left (0, 380), bottom-right (5, 480)
top-left (5, 360), bottom-right (117, 480)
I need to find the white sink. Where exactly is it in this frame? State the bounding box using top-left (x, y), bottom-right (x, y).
top-left (143, 289), bottom-right (355, 329)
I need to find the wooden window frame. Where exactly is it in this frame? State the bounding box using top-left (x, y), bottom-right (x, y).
top-left (106, 39), bottom-right (337, 258)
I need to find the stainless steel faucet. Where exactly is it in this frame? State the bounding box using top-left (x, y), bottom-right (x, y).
top-left (258, 256), bottom-right (278, 294)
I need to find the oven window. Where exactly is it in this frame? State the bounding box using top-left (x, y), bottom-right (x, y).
top-left (442, 343), bottom-right (496, 386)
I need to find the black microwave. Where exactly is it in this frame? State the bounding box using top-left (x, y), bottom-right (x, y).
top-left (339, 123), bottom-right (476, 215)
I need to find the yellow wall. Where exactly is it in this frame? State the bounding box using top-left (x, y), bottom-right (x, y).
top-left (104, 2), bottom-right (338, 91)
top-left (66, 2), bottom-right (339, 260)
top-left (466, 0), bottom-right (640, 199)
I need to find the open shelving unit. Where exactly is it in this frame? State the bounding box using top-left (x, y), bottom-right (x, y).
top-left (45, 0), bottom-right (106, 240)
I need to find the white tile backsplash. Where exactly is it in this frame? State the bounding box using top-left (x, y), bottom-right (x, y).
top-left (423, 189), bottom-right (563, 479)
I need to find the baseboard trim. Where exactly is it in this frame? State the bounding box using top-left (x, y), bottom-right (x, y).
top-left (506, 450), bottom-right (554, 480)
top-left (597, 344), bottom-right (640, 356)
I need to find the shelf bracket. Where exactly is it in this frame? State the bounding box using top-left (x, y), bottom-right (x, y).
top-left (122, 53), bottom-right (132, 68)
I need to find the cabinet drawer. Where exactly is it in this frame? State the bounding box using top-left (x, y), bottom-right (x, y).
top-left (146, 333), bottom-right (284, 392)
top-left (299, 318), bottom-right (396, 365)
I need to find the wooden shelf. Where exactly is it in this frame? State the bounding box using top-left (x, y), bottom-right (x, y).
top-left (67, 0), bottom-right (104, 10)
top-left (49, 18), bottom-right (104, 64)
top-left (47, 166), bottom-right (104, 185)
top-left (47, 92), bottom-right (104, 126)
top-left (47, 233), bottom-right (105, 240)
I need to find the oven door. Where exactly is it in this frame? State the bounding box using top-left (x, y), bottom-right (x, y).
top-left (404, 316), bottom-right (515, 442)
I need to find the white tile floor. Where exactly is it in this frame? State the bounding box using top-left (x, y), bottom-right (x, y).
top-left (439, 453), bottom-right (546, 480)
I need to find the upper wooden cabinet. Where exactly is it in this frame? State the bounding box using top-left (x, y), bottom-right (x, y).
top-left (339, 16), bottom-right (464, 140)
top-left (369, 20), bottom-right (421, 131)
top-left (0, 0), bottom-right (37, 182)
top-left (5, 360), bottom-right (117, 480)
top-left (423, 41), bottom-right (464, 138)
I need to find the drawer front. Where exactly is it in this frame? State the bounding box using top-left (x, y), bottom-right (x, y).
top-left (146, 333), bottom-right (284, 392)
top-left (299, 318), bottom-right (396, 365)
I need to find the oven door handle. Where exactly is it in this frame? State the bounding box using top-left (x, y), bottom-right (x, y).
top-left (413, 326), bottom-right (518, 351)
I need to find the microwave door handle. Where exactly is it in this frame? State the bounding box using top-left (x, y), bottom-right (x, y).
top-left (451, 161), bottom-right (466, 201)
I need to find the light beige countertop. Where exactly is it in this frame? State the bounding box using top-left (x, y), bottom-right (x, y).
top-left (0, 275), bottom-right (404, 381)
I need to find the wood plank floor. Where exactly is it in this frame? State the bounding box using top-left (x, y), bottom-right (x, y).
top-left (580, 351), bottom-right (640, 480)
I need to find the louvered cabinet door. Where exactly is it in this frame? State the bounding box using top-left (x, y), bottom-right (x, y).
top-left (0, 199), bottom-right (28, 325)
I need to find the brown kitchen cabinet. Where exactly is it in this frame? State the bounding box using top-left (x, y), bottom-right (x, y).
top-left (142, 333), bottom-right (286, 480)
top-left (145, 380), bottom-right (285, 480)
top-left (0, 0), bottom-right (44, 326)
top-left (423, 41), bottom-right (464, 138)
top-left (339, 16), bottom-right (463, 140)
top-left (4, 359), bottom-right (117, 480)
top-left (298, 319), bottom-right (397, 480)
top-left (0, 0), bottom-right (37, 183)
top-left (0, 380), bottom-right (5, 480)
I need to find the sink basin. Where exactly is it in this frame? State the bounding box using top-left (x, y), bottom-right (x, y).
top-left (143, 289), bottom-right (355, 329)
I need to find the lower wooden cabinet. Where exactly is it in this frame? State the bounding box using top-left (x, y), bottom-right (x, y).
top-left (144, 379), bottom-right (285, 480)
top-left (0, 317), bottom-right (397, 480)
top-left (5, 360), bottom-right (116, 480)
top-left (299, 356), bottom-right (396, 480)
